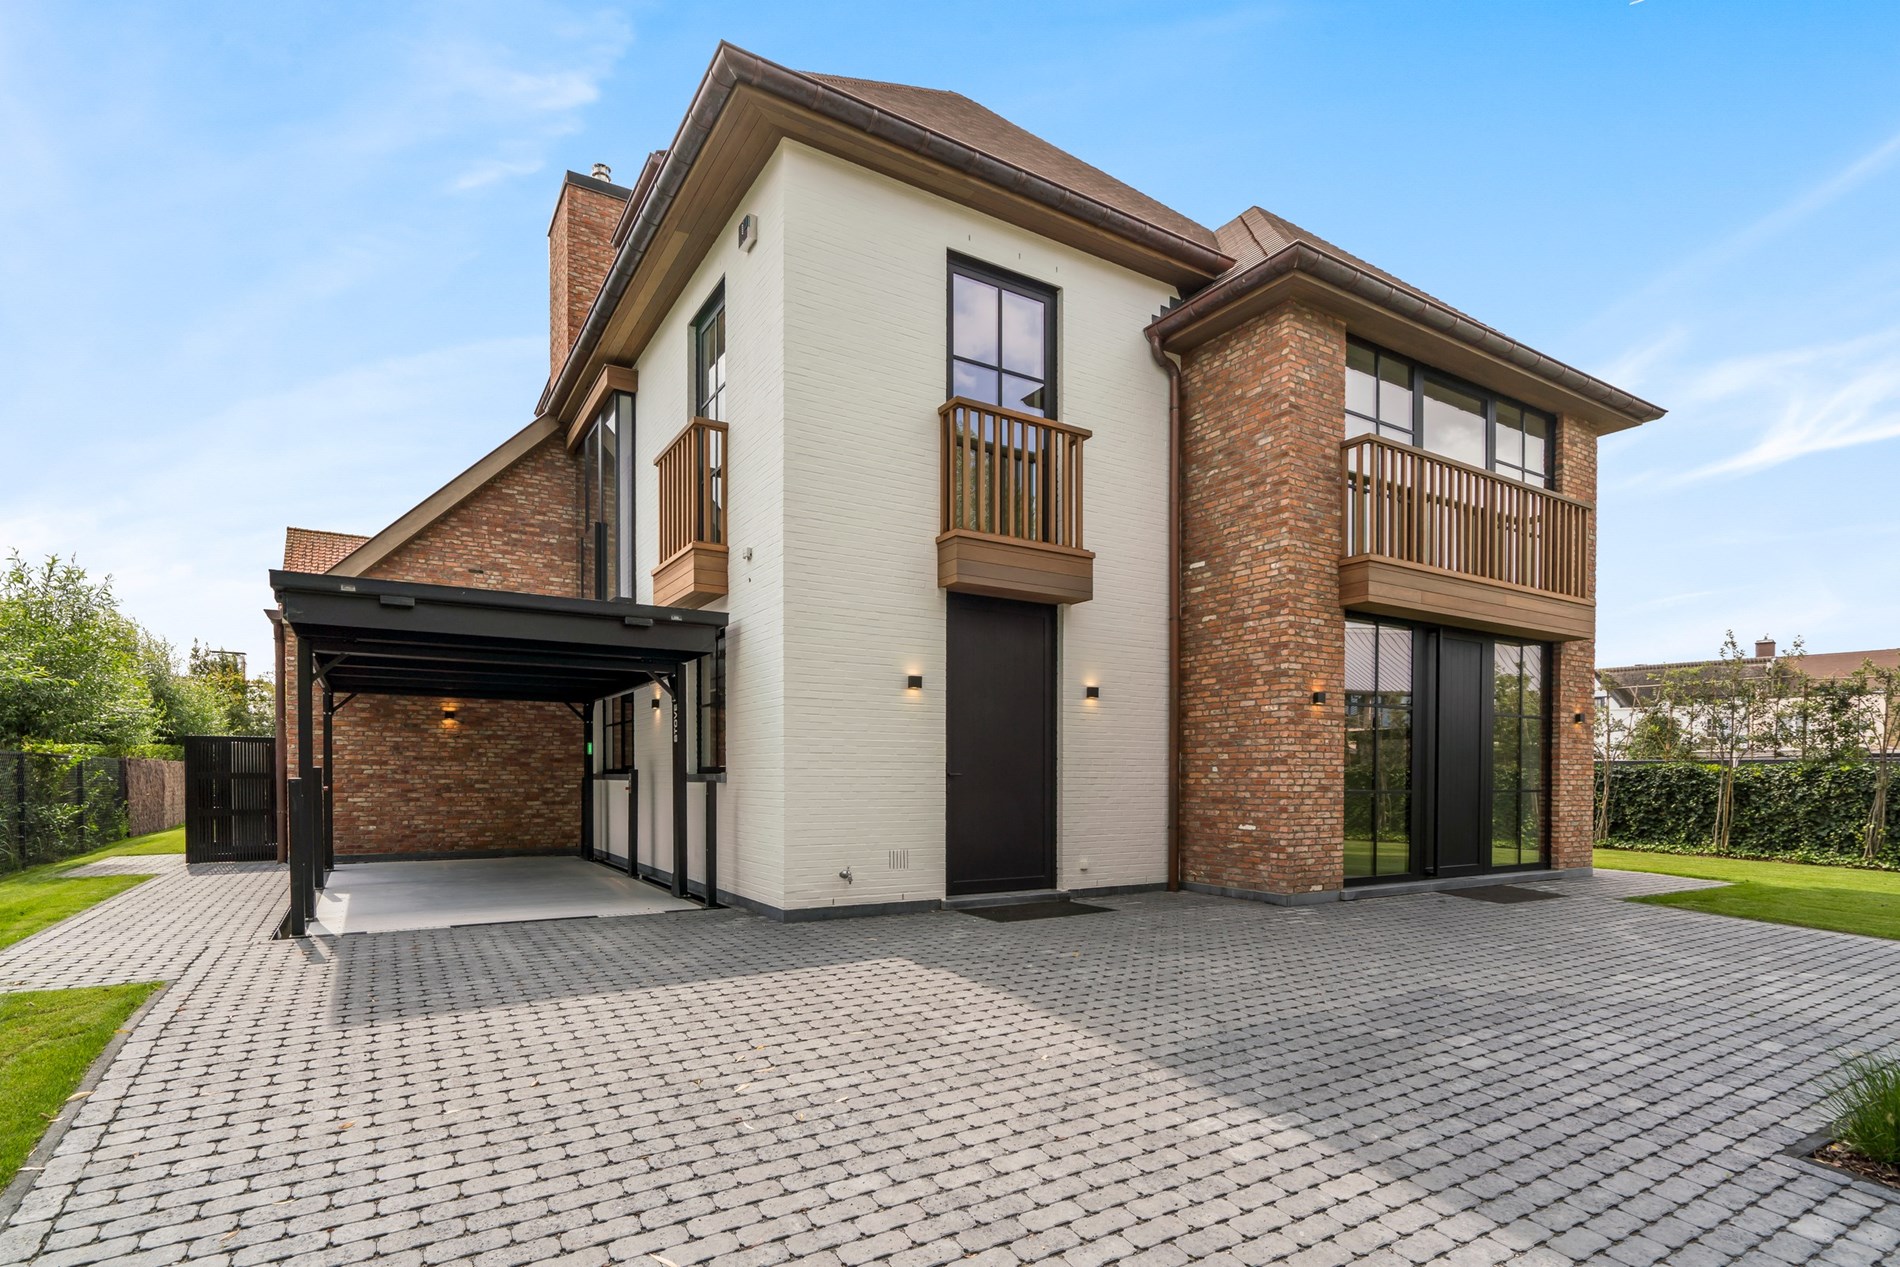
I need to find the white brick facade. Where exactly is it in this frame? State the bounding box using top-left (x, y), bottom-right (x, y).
top-left (597, 141), bottom-right (1175, 916)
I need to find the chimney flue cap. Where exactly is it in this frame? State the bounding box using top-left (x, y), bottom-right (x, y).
top-left (590, 162), bottom-right (612, 182)
top-left (1755, 638), bottom-right (1776, 659)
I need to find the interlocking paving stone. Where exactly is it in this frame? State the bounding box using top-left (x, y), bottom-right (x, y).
top-left (2, 864), bottom-right (1897, 1263)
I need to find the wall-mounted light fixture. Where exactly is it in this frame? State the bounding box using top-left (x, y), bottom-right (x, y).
top-left (652, 695), bottom-right (662, 712)
top-left (441, 703), bottom-right (458, 727)
top-left (906, 674), bottom-right (924, 691)
top-left (1572, 710), bottom-right (1587, 725)
top-left (1084, 684), bottom-right (1100, 700)
top-left (1310, 690), bottom-right (1328, 706)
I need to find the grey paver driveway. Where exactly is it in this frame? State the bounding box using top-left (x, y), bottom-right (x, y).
top-left (2, 861), bottom-right (1898, 1266)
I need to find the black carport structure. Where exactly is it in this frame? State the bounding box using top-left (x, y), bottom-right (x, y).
top-left (270, 570), bottom-right (727, 936)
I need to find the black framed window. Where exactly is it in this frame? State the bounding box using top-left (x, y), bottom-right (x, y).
top-left (1345, 617), bottom-right (1415, 881)
top-left (581, 390), bottom-right (631, 599)
top-left (602, 694), bottom-right (638, 774)
top-left (695, 633), bottom-right (725, 775)
top-left (948, 256), bottom-right (1056, 417)
top-left (1491, 641), bottom-right (1548, 868)
top-left (694, 285), bottom-right (726, 423)
top-left (1346, 337), bottom-right (1552, 486)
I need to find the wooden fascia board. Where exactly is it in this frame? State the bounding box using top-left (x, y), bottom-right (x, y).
top-left (559, 88), bottom-right (1222, 421)
top-left (562, 364), bottom-right (639, 449)
top-left (1159, 271), bottom-right (1657, 436)
top-left (329, 416), bottom-right (562, 578)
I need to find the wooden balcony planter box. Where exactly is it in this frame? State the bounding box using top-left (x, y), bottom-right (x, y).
top-left (1339, 434), bottom-right (1593, 642)
top-left (937, 398), bottom-right (1093, 606)
top-left (653, 418), bottom-right (728, 609)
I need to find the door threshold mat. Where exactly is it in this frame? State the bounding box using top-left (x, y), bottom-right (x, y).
top-left (961, 900), bottom-right (1110, 922)
top-left (1448, 885), bottom-right (1564, 904)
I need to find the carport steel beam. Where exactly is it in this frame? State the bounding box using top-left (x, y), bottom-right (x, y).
top-left (272, 571), bottom-right (729, 934)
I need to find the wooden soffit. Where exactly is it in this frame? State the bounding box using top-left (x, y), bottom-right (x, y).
top-left (1155, 263), bottom-right (1661, 436)
top-left (563, 364), bottom-right (639, 449)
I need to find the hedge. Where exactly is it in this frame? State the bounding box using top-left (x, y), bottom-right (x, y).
top-left (1597, 760), bottom-right (1900, 868)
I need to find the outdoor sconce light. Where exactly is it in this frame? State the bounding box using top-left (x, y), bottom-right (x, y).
top-left (1311, 690), bottom-right (1328, 706)
top-left (906, 674), bottom-right (924, 691)
top-left (1573, 710), bottom-right (1587, 725)
top-left (441, 704), bottom-right (458, 726)
top-left (652, 696), bottom-right (662, 712)
top-left (1085, 685), bottom-right (1100, 700)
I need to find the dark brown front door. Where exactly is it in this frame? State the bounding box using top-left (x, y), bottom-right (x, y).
top-left (946, 593), bottom-right (1056, 895)
top-left (1432, 632), bottom-right (1488, 875)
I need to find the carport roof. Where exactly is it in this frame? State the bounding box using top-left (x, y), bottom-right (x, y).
top-left (271, 570), bottom-right (724, 703)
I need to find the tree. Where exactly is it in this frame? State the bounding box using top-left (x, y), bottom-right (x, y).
top-left (139, 632), bottom-right (231, 743)
top-left (1856, 660), bottom-right (1900, 864)
top-left (1593, 695), bottom-right (1630, 842)
top-left (0, 553), bottom-right (155, 749)
top-left (1673, 631), bottom-right (1764, 856)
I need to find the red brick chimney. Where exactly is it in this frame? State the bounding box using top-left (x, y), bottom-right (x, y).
top-left (548, 165), bottom-right (631, 378)
top-left (1755, 637), bottom-right (1776, 659)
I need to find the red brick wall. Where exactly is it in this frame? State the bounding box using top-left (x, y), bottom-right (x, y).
top-left (1550, 414), bottom-right (1599, 871)
top-left (549, 178), bottom-right (626, 377)
top-left (283, 434), bottom-right (589, 858)
top-left (1177, 300), bottom-right (1348, 898)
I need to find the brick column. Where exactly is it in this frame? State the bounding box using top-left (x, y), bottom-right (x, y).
top-left (1550, 415), bottom-right (1599, 872)
top-left (1177, 300), bottom-right (1347, 899)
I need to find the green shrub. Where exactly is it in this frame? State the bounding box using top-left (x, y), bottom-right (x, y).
top-left (1822, 1053), bottom-right (1900, 1166)
top-left (1598, 760), bottom-right (1900, 867)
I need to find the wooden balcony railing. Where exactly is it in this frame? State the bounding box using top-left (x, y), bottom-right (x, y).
top-left (937, 398), bottom-right (1094, 605)
top-left (652, 418), bottom-right (727, 608)
top-left (1340, 434), bottom-right (1592, 639)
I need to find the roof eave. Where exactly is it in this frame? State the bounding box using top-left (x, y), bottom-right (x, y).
top-left (535, 41), bottom-right (1231, 429)
top-left (1149, 244), bottom-right (1666, 433)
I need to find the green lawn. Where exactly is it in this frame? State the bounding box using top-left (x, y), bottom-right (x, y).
top-left (0, 827), bottom-right (185, 952)
top-left (0, 983), bottom-right (159, 1188)
top-left (1595, 847), bottom-right (1900, 941)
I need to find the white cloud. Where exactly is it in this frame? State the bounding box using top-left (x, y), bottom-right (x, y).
top-left (1672, 328), bottom-right (1900, 480)
top-left (451, 155), bottom-right (548, 191)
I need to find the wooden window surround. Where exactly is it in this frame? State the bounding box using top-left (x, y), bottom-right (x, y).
top-left (652, 417), bottom-right (728, 608)
top-left (937, 398), bottom-right (1093, 606)
top-left (1340, 433), bottom-right (1592, 642)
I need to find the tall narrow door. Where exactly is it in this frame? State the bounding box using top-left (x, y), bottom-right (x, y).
top-left (1432, 633), bottom-right (1488, 875)
top-left (946, 593), bottom-right (1056, 895)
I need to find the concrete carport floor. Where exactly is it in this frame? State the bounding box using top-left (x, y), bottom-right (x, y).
top-left (310, 855), bottom-right (698, 934)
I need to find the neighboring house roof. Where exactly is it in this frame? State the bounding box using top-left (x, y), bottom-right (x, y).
top-left (1597, 648), bottom-right (1900, 706)
top-left (805, 74), bottom-right (1216, 253)
top-left (283, 528), bottom-right (370, 574)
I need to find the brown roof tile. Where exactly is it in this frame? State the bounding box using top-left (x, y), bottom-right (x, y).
top-left (805, 73), bottom-right (1217, 253)
top-left (1214, 206), bottom-right (1486, 326)
top-left (283, 527), bottom-right (370, 573)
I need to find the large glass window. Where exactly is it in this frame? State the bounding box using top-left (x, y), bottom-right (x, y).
top-left (1345, 337), bottom-right (1552, 486)
top-left (581, 390), bottom-right (632, 599)
top-left (949, 257), bottom-right (1056, 417)
top-left (1491, 642), bottom-right (1548, 868)
top-left (696, 632), bottom-right (726, 775)
top-left (691, 286), bottom-right (727, 548)
top-left (1345, 618), bottom-right (1414, 880)
top-left (694, 286), bottom-right (726, 423)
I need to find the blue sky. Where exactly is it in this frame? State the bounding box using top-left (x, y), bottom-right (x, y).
top-left (2, 1), bottom-right (1896, 676)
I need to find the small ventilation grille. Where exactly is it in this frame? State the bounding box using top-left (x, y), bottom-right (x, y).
top-left (887, 850), bottom-right (910, 871)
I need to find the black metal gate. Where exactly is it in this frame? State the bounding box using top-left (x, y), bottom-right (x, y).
top-left (184, 736), bottom-right (277, 862)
